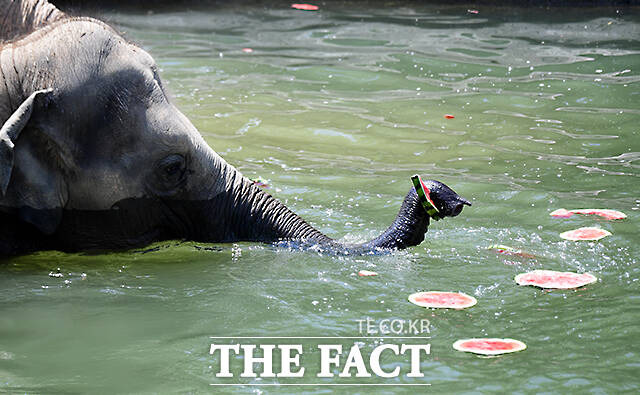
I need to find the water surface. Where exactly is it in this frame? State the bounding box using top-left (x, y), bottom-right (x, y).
top-left (1, 2), bottom-right (639, 393)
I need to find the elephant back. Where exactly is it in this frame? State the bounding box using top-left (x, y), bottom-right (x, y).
top-left (0, 0), bottom-right (66, 43)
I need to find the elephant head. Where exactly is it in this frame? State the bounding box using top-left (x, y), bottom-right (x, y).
top-left (0, 17), bottom-right (470, 256)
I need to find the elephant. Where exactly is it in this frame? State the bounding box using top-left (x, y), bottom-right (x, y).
top-left (0, 0), bottom-right (471, 257)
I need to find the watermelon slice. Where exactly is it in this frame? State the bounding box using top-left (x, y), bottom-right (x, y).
top-left (358, 270), bottom-right (378, 277)
top-left (487, 245), bottom-right (536, 259)
top-left (549, 208), bottom-right (573, 218)
top-left (551, 208), bottom-right (626, 220)
top-left (411, 175), bottom-right (441, 220)
top-left (291, 3), bottom-right (319, 11)
top-left (515, 270), bottom-right (597, 289)
top-left (559, 227), bottom-right (611, 241)
top-left (570, 209), bottom-right (626, 220)
top-left (453, 338), bottom-right (526, 355)
top-left (408, 291), bottom-right (477, 309)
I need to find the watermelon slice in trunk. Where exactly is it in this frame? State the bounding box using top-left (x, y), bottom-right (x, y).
top-left (559, 227), bottom-right (611, 241)
top-left (453, 338), bottom-right (526, 355)
top-left (411, 175), bottom-right (442, 220)
top-left (515, 270), bottom-right (597, 289)
top-left (408, 291), bottom-right (477, 309)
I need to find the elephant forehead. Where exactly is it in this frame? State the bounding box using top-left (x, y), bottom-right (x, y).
top-left (123, 42), bottom-right (156, 70)
top-left (144, 102), bottom-right (203, 145)
top-left (103, 44), bottom-right (159, 82)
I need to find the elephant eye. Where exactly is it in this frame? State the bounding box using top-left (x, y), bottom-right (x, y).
top-left (157, 154), bottom-right (186, 182)
top-left (164, 162), bottom-right (182, 176)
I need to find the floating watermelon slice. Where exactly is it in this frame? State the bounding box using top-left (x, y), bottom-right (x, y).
top-left (571, 209), bottom-right (626, 220)
top-left (549, 208), bottom-right (573, 218)
top-left (358, 270), bottom-right (378, 277)
top-left (487, 245), bottom-right (536, 259)
top-left (559, 227), bottom-right (611, 241)
top-left (453, 338), bottom-right (526, 355)
top-left (515, 270), bottom-right (597, 289)
top-left (551, 208), bottom-right (626, 220)
top-left (408, 291), bottom-right (477, 309)
top-left (291, 3), bottom-right (319, 11)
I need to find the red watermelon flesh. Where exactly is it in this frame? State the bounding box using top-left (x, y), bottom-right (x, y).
top-left (551, 208), bottom-right (626, 220)
top-left (291, 3), bottom-right (319, 10)
top-left (453, 338), bottom-right (526, 355)
top-left (550, 208), bottom-right (573, 218)
top-left (571, 209), bottom-right (626, 220)
top-left (559, 227), bottom-right (611, 241)
top-left (408, 291), bottom-right (477, 309)
top-left (515, 270), bottom-right (597, 289)
top-left (419, 178), bottom-right (439, 210)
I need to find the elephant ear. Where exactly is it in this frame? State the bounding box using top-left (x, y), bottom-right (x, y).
top-left (0, 89), bottom-right (53, 194)
top-left (0, 88), bottom-right (66, 234)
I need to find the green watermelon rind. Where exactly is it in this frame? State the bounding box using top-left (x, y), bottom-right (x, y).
top-left (411, 175), bottom-right (441, 220)
top-left (453, 338), bottom-right (527, 355)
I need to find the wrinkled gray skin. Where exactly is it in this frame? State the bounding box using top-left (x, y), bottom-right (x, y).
top-left (0, 0), bottom-right (470, 257)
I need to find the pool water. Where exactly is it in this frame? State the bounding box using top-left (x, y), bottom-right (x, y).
top-left (1, 2), bottom-right (639, 393)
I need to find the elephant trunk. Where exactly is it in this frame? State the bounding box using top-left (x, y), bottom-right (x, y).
top-left (203, 169), bottom-right (470, 254)
top-left (356, 188), bottom-right (431, 251)
top-left (224, 172), bottom-right (332, 246)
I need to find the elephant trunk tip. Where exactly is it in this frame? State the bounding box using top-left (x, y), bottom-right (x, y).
top-left (450, 197), bottom-right (472, 217)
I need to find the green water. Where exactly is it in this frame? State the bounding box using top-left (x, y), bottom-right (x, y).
top-left (2, 3), bottom-right (640, 393)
